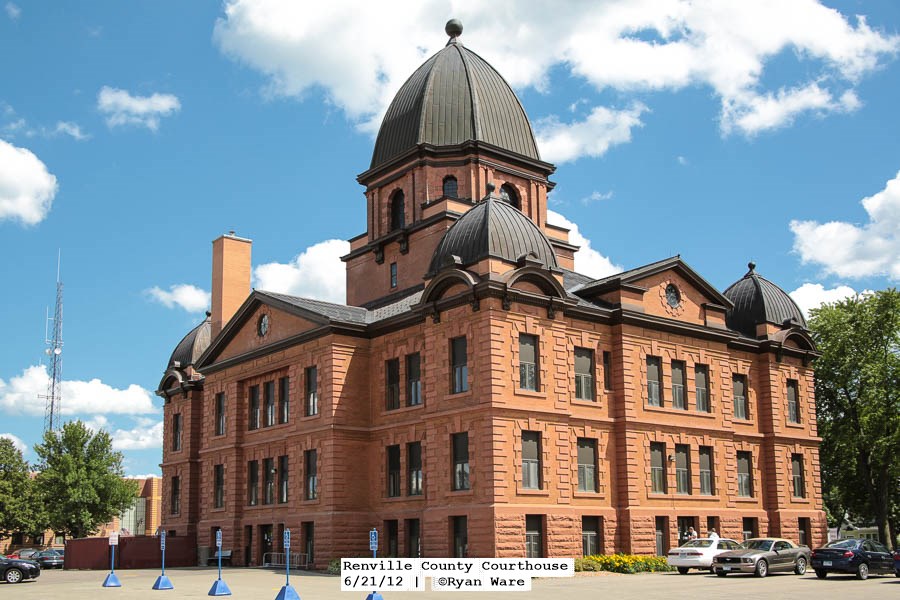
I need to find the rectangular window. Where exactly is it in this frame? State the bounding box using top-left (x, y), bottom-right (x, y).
top-left (450, 337), bottom-right (468, 393)
top-left (602, 351), bottom-right (612, 391)
top-left (215, 392), bottom-right (226, 435)
top-left (699, 446), bottom-right (714, 495)
top-left (406, 519), bottom-right (421, 558)
top-left (791, 453), bottom-right (805, 498)
top-left (305, 366), bottom-right (318, 416)
top-left (521, 431), bottom-right (541, 489)
top-left (671, 361), bottom-right (686, 409)
top-left (172, 413), bottom-right (182, 451)
top-left (737, 451), bottom-right (753, 497)
top-left (574, 347), bottom-right (594, 401)
top-left (452, 432), bottom-right (469, 491)
top-left (214, 464), bottom-right (225, 508)
top-left (170, 476), bottom-right (180, 515)
top-left (675, 444), bottom-right (691, 494)
top-left (248, 460), bottom-right (259, 506)
top-left (279, 376), bottom-right (290, 424)
top-left (798, 518), bottom-right (810, 547)
top-left (733, 374), bottom-right (748, 420)
top-left (406, 353), bottom-right (421, 406)
top-left (519, 334), bottom-right (539, 391)
top-left (385, 520), bottom-right (399, 557)
top-left (264, 380), bottom-right (276, 427)
top-left (390, 262), bottom-right (398, 288)
top-left (577, 438), bottom-right (598, 492)
top-left (742, 517), bottom-right (758, 540)
top-left (387, 445), bottom-right (401, 497)
top-left (647, 356), bottom-right (662, 406)
top-left (650, 442), bottom-right (666, 493)
top-left (249, 385), bottom-right (260, 430)
top-left (787, 379), bottom-right (800, 424)
top-left (582, 516), bottom-right (601, 556)
top-left (695, 365), bottom-right (710, 413)
top-left (303, 522), bottom-right (315, 564)
top-left (452, 516), bottom-right (467, 558)
top-left (305, 449), bottom-right (318, 500)
top-left (263, 457), bottom-right (275, 504)
top-left (525, 515), bottom-right (543, 558)
top-left (408, 442), bottom-right (423, 496)
top-left (278, 455), bottom-right (289, 503)
top-left (386, 358), bottom-right (400, 410)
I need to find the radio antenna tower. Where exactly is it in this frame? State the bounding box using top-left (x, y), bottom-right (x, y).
top-left (41, 251), bottom-right (64, 433)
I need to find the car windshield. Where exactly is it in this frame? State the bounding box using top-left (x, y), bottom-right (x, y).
top-left (682, 540), bottom-right (714, 548)
top-left (744, 540), bottom-right (774, 551)
top-left (825, 539), bottom-right (861, 549)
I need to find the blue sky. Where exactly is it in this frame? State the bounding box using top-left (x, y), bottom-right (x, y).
top-left (1, 1), bottom-right (898, 477)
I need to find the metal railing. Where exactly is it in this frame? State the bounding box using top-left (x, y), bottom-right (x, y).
top-left (262, 552), bottom-right (309, 569)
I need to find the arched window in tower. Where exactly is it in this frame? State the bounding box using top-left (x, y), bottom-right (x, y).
top-left (500, 183), bottom-right (520, 209)
top-left (442, 175), bottom-right (458, 198)
top-left (390, 190), bottom-right (405, 231)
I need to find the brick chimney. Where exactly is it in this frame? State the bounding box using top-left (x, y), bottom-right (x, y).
top-left (211, 231), bottom-right (252, 338)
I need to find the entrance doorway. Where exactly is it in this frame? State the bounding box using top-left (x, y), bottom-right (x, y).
top-left (260, 524), bottom-right (273, 565)
top-left (655, 516), bottom-right (669, 556)
top-left (677, 516), bottom-right (698, 545)
top-left (244, 525), bottom-right (253, 566)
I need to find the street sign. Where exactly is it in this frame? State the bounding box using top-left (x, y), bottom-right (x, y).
top-left (216, 529), bottom-right (223, 548)
top-left (160, 530), bottom-right (166, 551)
top-left (284, 528), bottom-right (291, 550)
top-left (109, 532), bottom-right (119, 546)
top-left (369, 529), bottom-right (378, 552)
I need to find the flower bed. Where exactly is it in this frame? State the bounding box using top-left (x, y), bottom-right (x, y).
top-left (575, 554), bottom-right (675, 574)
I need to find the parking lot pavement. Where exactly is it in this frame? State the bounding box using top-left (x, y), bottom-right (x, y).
top-left (3, 568), bottom-right (898, 599)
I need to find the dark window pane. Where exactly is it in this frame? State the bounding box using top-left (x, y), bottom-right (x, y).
top-left (406, 353), bottom-right (421, 406)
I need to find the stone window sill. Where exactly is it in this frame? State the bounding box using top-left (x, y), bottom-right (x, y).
top-left (516, 488), bottom-right (549, 496)
top-left (644, 405), bottom-right (716, 419)
top-left (514, 388), bottom-right (546, 399)
top-left (381, 403), bottom-right (424, 417)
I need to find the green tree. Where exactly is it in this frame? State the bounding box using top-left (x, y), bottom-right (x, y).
top-left (0, 438), bottom-right (46, 542)
top-left (810, 289), bottom-right (900, 547)
top-left (34, 421), bottom-right (138, 539)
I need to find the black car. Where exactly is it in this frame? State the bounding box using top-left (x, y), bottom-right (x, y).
top-left (33, 550), bottom-right (64, 569)
top-left (811, 538), bottom-right (895, 580)
top-left (0, 554), bottom-right (41, 584)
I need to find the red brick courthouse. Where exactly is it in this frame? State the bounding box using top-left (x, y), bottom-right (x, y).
top-left (158, 21), bottom-right (826, 567)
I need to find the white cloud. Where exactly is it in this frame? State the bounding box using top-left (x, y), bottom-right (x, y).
top-left (789, 283), bottom-right (861, 317)
top-left (535, 104), bottom-right (647, 164)
top-left (97, 86), bottom-right (181, 131)
top-left (0, 365), bottom-right (158, 417)
top-left (213, 0), bottom-right (898, 158)
top-left (581, 190), bottom-right (614, 205)
top-left (125, 473), bottom-right (162, 480)
top-left (254, 238), bottom-right (349, 304)
top-left (111, 419), bottom-right (163, 450)
top-left (790, 169), bottom-right (900, 279)
top-left (50, 121), bottom-right (89, 141)
top-left (0, 138), bottom-right (58, 225)
top-left (147, 283), bottom-right (210, 313)
top-left (5, 2), bottom-right (20, 20)
top-left (547, 210), bottom-right (622, 279)
top-left (0, 433), bottom-right (26, 454)
top-left (677, 156), bottom-right (689, 166)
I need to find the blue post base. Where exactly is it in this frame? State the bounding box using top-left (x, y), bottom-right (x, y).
top-left (152, 574), bottom-right (174, 590)
top-left (365, 593), bottom-right (383, 600)
top-left (102, 572), bottom-right (122, 587)
top-left (208, 578), bottom-right (232, 596)
top-left (275, 583), bottom-right (301, 600)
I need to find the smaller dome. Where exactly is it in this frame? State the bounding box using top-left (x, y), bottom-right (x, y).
top-left (167, 313), bottom-right (212, 368)
top-left (427, 194), bottom-right (558, 276)
top-left (723, 263), bottom-right (806, 338)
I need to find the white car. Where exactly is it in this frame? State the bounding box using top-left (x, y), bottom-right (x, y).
top-left (667, 538), bottom-right (743, 573)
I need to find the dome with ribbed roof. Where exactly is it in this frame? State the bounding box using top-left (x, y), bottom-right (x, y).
top-left (723, 263), bottom-right (806, 338)
top-left (167, 313), bottom-right (211, 369)
top-left (427, 194), bottom-right (558, 277)
top-left (371, 23), bottom-right (540, 169)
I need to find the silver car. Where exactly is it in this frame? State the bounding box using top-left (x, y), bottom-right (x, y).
top-left (711, 538), bottom-right (810, 577)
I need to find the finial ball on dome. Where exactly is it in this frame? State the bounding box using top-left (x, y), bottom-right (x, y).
top-left (748, 261), bottom-right (756, 272)
top-left (446, 19), bottom-right (463, 38)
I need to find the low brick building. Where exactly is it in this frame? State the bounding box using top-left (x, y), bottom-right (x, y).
top-left (157, 21), bottom-right (826, 567)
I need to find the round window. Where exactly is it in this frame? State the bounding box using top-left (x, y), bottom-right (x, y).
top-left (665, 284), bottom-right (681, 308)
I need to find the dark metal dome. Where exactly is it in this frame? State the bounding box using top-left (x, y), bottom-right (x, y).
top-left (427, 195), bottom-right (558, 276)
top-left (167, 314), bottom-right (211, 368)
top-left (723, 263), bottom-right (806, 338)
top-left (370, 31), bottom-right (540, 169)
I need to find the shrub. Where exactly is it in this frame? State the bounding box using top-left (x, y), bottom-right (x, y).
top-left (327, 558), bottom-right (341, 575)
top-left (574, 554), bottom-right (675, 574)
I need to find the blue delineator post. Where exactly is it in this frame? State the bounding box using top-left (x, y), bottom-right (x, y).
top-left (275, 528), bottom-right (300, 600)
top-left (152, 529), bottom-right (174, 590)
top-left (102, 532), bottom-right (121, 588)
top-left (365, 528), bottom-right (383, 600)
top-left (208, 529), bottom-right (231, 596)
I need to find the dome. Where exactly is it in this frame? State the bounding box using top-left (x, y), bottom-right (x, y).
top-left (427, 193), bottom-right (558, 277)
top-left (167, 313), bottom-right (212, 369)
top-left (723, 263), bottom-right (807, 338)
top-left (370, 26), bottom-right (540, 169)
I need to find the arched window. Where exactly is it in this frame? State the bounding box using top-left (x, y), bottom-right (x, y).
top-left (500, 183), bottom-right (520, 209)
top-left (442, 175), bottom-right (458, 198)
top-left (390, 190), bottom-right (405, 231)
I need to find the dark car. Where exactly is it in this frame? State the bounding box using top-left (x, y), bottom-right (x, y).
top-left (811, 538), bottom-right (895, 580)
top-left (894, 550), bottom-right (900, 577)
top-left (32, 550), bottom-right (63, 569)
top-left (0, 554), bottom-right (41, 584)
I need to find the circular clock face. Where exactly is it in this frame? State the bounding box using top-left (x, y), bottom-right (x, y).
top-left (257, 314), bottom-right (269, 337)
top-left (665, 284), bottom-right (681, 308)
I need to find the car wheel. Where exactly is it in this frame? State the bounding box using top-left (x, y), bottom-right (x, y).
top-left (795, 557), bottom-right (807, 575)
top-left (815, 569), bottom-right (827, 579)
top-left (754, 560), bottom-right (768, 578)
top-left (895, 569), bottom-right (899, 578)
top-left (716, 571), bottom-right (727, 577)
top-left (677, 567), bottom-right (688, 575)
top-left (5, 568), bottom-right (24, 584)
top-left (856, 562), bottom-right (869, 580)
